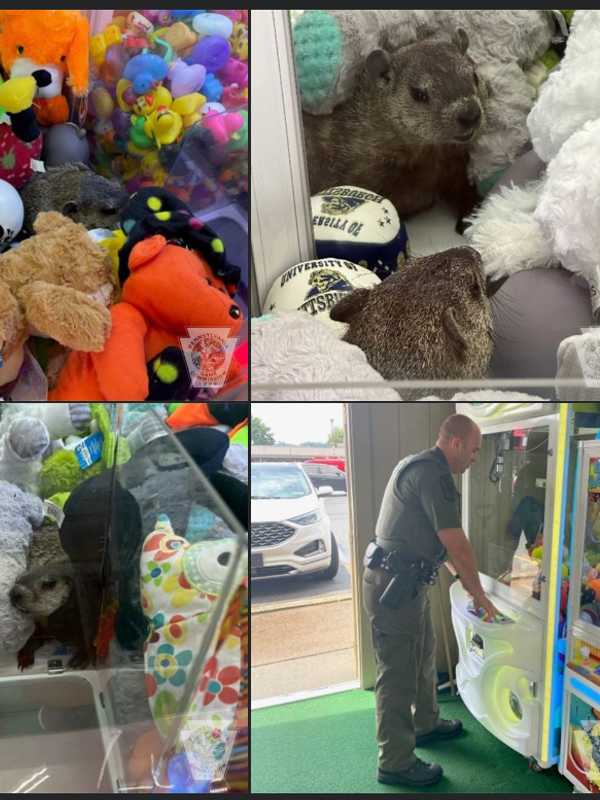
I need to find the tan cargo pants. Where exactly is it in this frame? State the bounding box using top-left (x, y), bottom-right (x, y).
top-left (363, 565), bottom-right (440, 772)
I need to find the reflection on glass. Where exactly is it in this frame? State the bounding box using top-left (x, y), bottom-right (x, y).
top-left (467, 427), bottom-right (550, 602)
top-left (579, 457), bottom-right (600, 630)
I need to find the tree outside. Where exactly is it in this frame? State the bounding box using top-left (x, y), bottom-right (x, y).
top-left (251, 416), bottom-right (275, 445)
top-left (327, 426), bottom-right (344, 446)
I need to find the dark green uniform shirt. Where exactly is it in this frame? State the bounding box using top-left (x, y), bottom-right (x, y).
top-left (375, 447), bottom-right (461, 563)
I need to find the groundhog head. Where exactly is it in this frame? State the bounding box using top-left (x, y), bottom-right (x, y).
top-left (330, 246), bottom-right (493, 398)
top-left (10, 520), bottom-right (73, 618)
top-left (20, 163), bottom-right (129, 234)
top-left (362, 29), bottom-right (485, 146)
top-left (10, 564), bottom-right (73, 617)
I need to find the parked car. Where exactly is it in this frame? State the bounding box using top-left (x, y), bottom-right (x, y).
top-left (305, 456), bottom-right (346, 472)
top-left (302, 462), bottom-right (347, 493)
top-left (250, 461), bottom-right (339, 580)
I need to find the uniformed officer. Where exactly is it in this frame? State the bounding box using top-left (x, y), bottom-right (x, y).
top-left (363, 413), bottom-right (500, 788)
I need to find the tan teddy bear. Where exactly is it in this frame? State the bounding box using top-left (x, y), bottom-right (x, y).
top-left (0, 211), bottom-right (115, 388)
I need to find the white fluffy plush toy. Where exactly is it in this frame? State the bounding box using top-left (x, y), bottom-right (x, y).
top-left (466, 10), bottom-right (600, 320)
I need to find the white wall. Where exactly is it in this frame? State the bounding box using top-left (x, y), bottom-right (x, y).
top-left (250, 10), bottom-right (314, 311)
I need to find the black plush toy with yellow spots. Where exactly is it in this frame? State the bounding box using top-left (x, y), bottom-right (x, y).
top-left (118, 187), bottom-right (241, 293)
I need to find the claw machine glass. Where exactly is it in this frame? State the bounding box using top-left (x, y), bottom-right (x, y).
top-left (560, 416), bottom-right (600, 793)
top-left (84, 10), bottom-right (249, 390)
top-left (450, 403), bottom-right (573, 769)
top-left (0, 402), bottom-right (248, 793)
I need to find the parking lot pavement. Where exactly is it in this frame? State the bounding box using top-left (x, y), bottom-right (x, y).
top-left (251, 494), bottom-right (352, 609)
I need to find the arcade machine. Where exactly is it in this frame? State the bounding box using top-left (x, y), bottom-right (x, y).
top-left (559, 405), bottom-right (600, 792)
top-left (450, 402), bottom-right (573, 770)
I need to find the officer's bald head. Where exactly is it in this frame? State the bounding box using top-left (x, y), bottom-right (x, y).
top-left (437, 414), bottom-right (481, 474)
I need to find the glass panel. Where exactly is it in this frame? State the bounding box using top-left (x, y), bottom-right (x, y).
top-left (564, 691), bottom-right (600, 791)
top-left (578, 456), bottom-right (600, 632)
top-left (0, 402), bottom-right (248, 793)
top-left (467, 425), bottom-right (551, 603)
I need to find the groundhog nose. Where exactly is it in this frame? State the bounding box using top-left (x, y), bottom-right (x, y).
top-left (9, 586), bottom-right (23, 607)
top-left (458, 104), bottom-right (481, 129)
top-left (229, 305), bottom-right (241, 319)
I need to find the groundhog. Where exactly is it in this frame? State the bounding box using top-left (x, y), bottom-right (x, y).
top-left (302, 29), bottom-right (487, 224)
top-left (19, 163), bottom-right (129, 235)
top-left (329, 246), bottom-right (493, 398)
top-left (10, 521), bottom-right (95, 670)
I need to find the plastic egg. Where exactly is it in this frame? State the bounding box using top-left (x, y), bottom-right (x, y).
top-left (204, 101), bottom-right (225, 114)
top-left (0, 179), bottom-right (24, 244)
top-left (91, 86), bottom-right (114, 119)
top-left (192, 12), bottom-right (233, 40)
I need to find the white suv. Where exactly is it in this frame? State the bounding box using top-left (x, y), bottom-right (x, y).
top-left (251, 461), bottom-right (339, 580)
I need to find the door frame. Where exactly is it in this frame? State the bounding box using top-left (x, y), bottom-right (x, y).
top-left (250, 10), bottom-right (314, 310)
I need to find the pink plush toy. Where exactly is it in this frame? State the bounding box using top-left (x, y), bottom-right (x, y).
top-left (202, 110), bottom-right (244, 145)
top-left (219, 58), bottom-right (247, 88)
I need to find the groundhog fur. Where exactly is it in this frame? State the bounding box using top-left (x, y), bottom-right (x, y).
top-left (303, 29), bottom-right (487, 223)
top-left (11, 521), bottom-right (99, 670)
top-left (19, 163), bottom-right (129, 235)
top-left (330, 246), bottom-right (493, 398)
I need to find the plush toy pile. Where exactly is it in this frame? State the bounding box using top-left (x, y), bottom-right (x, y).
top-left (0, 10), bottom-right (248, 401)
top-left (0, 400), bottom-right (248, 792)
top-left (87, 10), bottom-right (248, 207)
top-left (465, 9), bottom-right (600, 397)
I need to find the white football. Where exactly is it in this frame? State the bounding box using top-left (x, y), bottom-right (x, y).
top-left (263, 257), bottom-right (380, 338)
top-left (311, 185), bottom-right (409, 281)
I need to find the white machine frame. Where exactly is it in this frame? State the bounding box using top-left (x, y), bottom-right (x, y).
top-left (452, 408), bottom-right (570, 769)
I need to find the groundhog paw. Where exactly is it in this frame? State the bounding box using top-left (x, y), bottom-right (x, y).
top-left (17, 647), bottom-right (35, 671)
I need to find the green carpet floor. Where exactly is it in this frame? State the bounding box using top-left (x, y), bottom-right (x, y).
top-left (251, 690), bottom-right (573, 794)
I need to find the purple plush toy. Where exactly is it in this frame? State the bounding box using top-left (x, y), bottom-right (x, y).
top-left (168, 59), bottom-right (206, 98)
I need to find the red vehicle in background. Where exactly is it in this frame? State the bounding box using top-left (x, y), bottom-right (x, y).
top-left (304, 456), bottom-right (345, 472)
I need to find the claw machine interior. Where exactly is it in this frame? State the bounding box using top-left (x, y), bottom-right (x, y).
top-left (450, 402), bottom-right (573, 770)
top-left (85, 9), bottom-right (249, 386)
top-left (560, 405), bottom-right (600, 793)
top-left (0, 402), bottom-right (248, 793)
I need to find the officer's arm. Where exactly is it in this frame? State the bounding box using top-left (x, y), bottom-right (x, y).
top-left (419, 470), bottom-right (491, 608)
top-left (437, 528), bottom-right (488, 605)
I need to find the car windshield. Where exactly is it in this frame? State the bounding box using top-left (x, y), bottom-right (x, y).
top-left (251, 464), bottom-right (312, 499)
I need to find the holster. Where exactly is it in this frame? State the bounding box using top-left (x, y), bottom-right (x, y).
top-left (363, 541), bottom-right (420, 609)
top-left (379, 570), bottom-right (420, 608)
top-left (363, 541), bottom-right (385, 569)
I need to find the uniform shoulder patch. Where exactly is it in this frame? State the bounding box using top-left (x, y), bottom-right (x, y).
top-left (440, 473), bottom-right (458, 502)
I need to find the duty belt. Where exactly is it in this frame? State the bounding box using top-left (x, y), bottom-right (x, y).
top-left (382, 551), bottom-right (441, 586)
top-left (364, 541), bottom-right (441, 586)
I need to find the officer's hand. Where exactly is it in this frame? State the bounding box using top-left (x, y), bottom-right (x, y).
top-left (473, 593), bottom-right (501, 622)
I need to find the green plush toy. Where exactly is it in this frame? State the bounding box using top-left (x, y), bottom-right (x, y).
top-left (40, 403), bottom-right (131, 499)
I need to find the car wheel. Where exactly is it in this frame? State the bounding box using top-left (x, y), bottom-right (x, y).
top-left (316, 533), bottom-right (339, 580)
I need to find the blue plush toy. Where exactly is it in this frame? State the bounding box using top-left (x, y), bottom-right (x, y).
top-left (124, 53), bottom-right (169, 95)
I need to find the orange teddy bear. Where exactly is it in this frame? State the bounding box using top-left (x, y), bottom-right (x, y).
top-left (0, 10), bottom-right (90, 127)
top-left (48, 234), bottom-right (244, 400)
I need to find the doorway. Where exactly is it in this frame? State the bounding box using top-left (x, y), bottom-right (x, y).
top-left (250, 403), bottom-right (358, 705)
